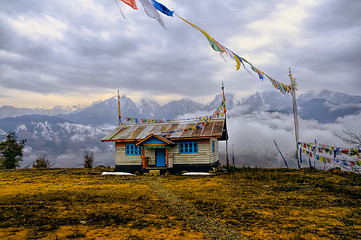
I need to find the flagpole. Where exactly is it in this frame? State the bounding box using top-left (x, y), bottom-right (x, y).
top-left (118, 90), bottom-right (122, 125)
top-left (232, 144), bottom-right (235, 166)
top-left (289, 68), bottom-right (300, 169)
top-left (222, 81), bottom-right (229, 170)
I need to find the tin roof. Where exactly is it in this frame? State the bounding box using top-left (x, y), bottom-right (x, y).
top-left (101, 119), bottom-right (227, 142)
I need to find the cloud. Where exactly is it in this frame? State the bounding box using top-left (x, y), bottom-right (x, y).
top-left (216, 109), bottom-right (360, 168)
top-left (1, 0), bottom-right (361, 109)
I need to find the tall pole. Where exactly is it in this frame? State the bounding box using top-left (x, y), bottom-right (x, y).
top-left (222, 81), bottom-right (229, 170)
top-left (232, 144), bottom-right (235, 166)
top-left (289, 68), bottom-right (300, 169)
top-left (118, 90), bottom-right (122, 125)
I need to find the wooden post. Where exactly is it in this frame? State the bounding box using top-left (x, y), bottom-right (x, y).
top-left (142, 148), bottom-right (145, 168)
top-left (222, 81), bottom-right (229, 170)
top-left (289, 68), bottom-right (300, 169)
top-left (166, 148), bottom-right (169, 168)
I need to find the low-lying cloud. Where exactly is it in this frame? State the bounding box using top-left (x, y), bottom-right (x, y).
top-left (181, 109), bottom-right (361, 169)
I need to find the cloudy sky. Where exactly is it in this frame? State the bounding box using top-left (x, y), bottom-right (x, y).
top-left (1, 0), bottom-right (361, 108)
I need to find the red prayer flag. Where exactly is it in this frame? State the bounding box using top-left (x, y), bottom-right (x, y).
top-left (121, 0), bottom-right (138, 9)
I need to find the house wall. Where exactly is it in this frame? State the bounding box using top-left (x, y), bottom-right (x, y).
top-left (144, 148), bottom-right (156, 166)
top-left (210, 138), bottom-right (219, 163)
top-left (169, 139), bottom-right (219, 165)
top-left (114, 138), bottom-right (220, 172)
top-left (115, 142), bottom-right (142, 166)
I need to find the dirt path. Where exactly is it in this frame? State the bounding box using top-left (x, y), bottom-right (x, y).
top-left (146, 178), bottom-right (247, 240)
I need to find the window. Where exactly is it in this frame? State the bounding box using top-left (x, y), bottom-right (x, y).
top-left (126, 144), bottom-right (141, 155)
top-left (212, 141), bottom-right (215, 153)
top-left (179, 141), bottom-right (198, 154)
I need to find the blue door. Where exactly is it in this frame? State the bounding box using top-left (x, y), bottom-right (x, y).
top-left (155, 148), bottom-right (166, 167)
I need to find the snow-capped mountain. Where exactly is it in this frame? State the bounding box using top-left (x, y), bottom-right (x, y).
top-left (205, 93), bottom-right (236, 111)
top-left (156, 98), bottom-right (205, 120)
top-left (56, 94), bottom-right (234, 126)
top-left (137, 98), bottom-right (161, 118)
top-left (235, 90), bottom-right (361, 123)
top-left (296, 90), bottom-right (361, 123)
top-left (0, 105), bottom-right (81, 118)
top-left (298, 89), bottom-right (361, 105)
top-left (237, 91), bottom-right (292, 114)
top-left (0, 115), bottom-right (113, 168)
top-left (57, 95), bottom-right (140, 127)
top-left (2, 90), bottom-right (361, 127)
top-left (0, 89), bottom-right (360, 168)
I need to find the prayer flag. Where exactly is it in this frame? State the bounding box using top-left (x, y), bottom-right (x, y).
top-left (139, 0), bottom-right (166, 28)
top-left (177, 15), bottom-right (225, 53)
top-left (151, 0), bottom-right (173, 16)
top-left (121, 0), bottom-right (138, 9)
top-left (118, 95), bottom-right (122, 124)
top-left (251, 66), bottom-right (264, 80)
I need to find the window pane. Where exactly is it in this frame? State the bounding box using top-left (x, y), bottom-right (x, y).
top-left (126, 144), bottom-right (141, 155)
top-left (179, 141), bottom-right (198, 154)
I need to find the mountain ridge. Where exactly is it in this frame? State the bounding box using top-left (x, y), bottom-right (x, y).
top-left (1, 89), bottom-right (360, 168)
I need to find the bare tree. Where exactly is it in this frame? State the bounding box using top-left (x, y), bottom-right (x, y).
top-left (335, 129), bottom-right (361, 174)
top-left (336, 129), bottom-right (361, 148)
top-left (83, 149), bottom-right (94, 168)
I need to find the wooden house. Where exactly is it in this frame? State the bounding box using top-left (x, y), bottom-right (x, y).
top-left (101, 119), bottom-right (228, 173)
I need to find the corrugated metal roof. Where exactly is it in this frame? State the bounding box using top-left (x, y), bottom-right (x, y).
top-left (102, 119), bottom-right (226, 142)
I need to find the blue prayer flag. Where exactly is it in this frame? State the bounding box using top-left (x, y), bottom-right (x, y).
top-left (151, 0), bottom-right (173, 16)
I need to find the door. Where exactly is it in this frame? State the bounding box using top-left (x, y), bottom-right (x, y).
top-left (155, 148), bottom-right (166, 167)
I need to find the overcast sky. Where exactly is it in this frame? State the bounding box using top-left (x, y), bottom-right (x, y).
top-left (1, 0), bottom-right (361, 108)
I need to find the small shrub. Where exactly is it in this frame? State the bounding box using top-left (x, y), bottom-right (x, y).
top-left (83, 150), bottom-right (94, 168)
top-left (33, 155), bottom-right (52, 168)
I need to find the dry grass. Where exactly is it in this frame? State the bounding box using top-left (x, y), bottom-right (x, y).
top-left (0, 167), bottom-right (360, 239)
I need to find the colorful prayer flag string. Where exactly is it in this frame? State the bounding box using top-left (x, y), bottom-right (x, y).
top-left (298, 141), bottom-right (361, 168)
top-left (115, 0), bottom-right (298, 94)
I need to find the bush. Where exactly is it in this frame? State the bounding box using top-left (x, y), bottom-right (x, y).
top-left (33, 155), bottom-right (52, 168)
top-left (83, 150), bottom-right (94, 168)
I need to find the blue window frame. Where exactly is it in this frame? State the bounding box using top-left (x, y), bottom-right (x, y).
top-left (179, 141), bottom-right (198, 154)
top-left (126, 144), bottom-right (141, 155)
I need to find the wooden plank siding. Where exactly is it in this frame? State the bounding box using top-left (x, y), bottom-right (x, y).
top-left (115, 139), bottom-right (219, 167)
top-left (115, 142), bottom-right (142, 166)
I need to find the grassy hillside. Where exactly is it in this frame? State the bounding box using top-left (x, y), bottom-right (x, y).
top-left (0, 168), bottom-right (360, 239)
